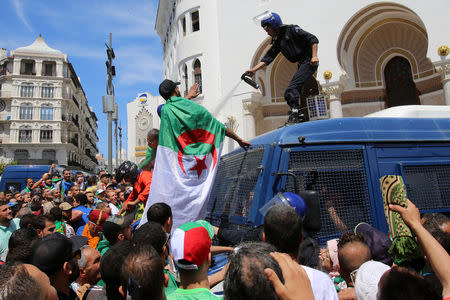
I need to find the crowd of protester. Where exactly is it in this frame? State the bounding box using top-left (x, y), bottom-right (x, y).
top-left (0, 165), bottom-right (449, 300)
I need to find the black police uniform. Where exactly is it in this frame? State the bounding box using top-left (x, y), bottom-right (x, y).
top-left (261, 25), bottom-right (319, 112)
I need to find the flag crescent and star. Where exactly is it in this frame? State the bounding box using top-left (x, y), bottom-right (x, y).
top-left (139, 96), bottom-right (226, 230)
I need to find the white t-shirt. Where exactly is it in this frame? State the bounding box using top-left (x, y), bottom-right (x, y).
top-left (303, 265), bottom-right (339, 300)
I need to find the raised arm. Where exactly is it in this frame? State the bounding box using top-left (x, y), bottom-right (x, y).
top-left (225, 127), bottom-right (251, 150)
top-left (390, 199), bottom-right (450, 296)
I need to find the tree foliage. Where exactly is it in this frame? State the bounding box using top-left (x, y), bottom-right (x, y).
top-left (0, 160), bottom-right (17, 176)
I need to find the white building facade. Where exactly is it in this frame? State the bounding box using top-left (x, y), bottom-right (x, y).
top-left (155, 0), bottom-right (449, 147)
top-left (127, 92), bottom-right (165, 164)
top-left (0, 36), bottom-right (99, 171)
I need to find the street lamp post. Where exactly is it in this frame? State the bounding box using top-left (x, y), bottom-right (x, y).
top-left (113, 103), bottom-right (118, 169)
top-left (102, 33), bottom-right (116, 174)
top-left (118, 121), bottom-right (122, 164)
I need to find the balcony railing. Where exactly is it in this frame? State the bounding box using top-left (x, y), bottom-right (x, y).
top-left (19, 137), bottom-right (32, 143)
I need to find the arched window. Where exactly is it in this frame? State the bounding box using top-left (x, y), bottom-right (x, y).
top-left (20, 60), bottom-right (35, 75)
top-left (193, 59), bottom-right (202, 93)
top-left (14, 149), bottom-right (29, 160)
top-left (42, 61), bottom-right (56, 76)
top-left (19, 103), bottom-right (33, 120)
top-left (191, 10), bottom-right (200, 32)
top-left (40, 126), bottom-right (53, 143)
top-left (183, 64), bottom-right (188, 96)
top-left (20, 83), bottom-right (34, 97)
top-left (384, 56), bottom-right (420, 107)
top-left (42, 149), bottom-right (56, 162)
top-left (181, 16), bottom-right (186, 36)
top-left (41, 83), bottom-right (54, 98)
top-left (18, 126), bottom-right (32, 143)
top-left (40, 104), bottom-right (54, 120)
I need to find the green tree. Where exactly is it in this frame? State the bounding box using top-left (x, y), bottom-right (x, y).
top-left (0, 160), bottom-right (17, 176)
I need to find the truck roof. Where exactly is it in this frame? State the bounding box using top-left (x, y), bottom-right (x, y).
top-left (250, 117), bottom-right (450, 146)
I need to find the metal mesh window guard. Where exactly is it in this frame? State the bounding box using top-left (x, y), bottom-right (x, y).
top-left (285, 149), bottom-right (373, 240)
top-left (207, 146), bottom-right (265, 226)
top-left (403, 164), bottom-right (450, 211)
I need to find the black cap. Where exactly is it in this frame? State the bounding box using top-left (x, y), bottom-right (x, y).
top-left (31, 233), bottom-right (87, 275)
top-left (159, 79), bottom-right (180, 100)
top-left (100, 173), bottom-right (111, 179)
top-left (355, 222), bottom-right (393, 265)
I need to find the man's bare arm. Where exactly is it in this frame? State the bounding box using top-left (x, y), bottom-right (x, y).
top-left (245, 61), bottom-right (267, 77)
top-left (225, 128), bottom-right (251, 150)
top-left (390, 200), bottom-right (450, 296)
top-left (310, 43), bottom-right (319, 65)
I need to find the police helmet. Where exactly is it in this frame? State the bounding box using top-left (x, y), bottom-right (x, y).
top-left (115, 161), bottom-right (138, 183)
top-left (260, 12), bottom-right (282, 29)
top-left (259, 192), bottom-right (307, 220)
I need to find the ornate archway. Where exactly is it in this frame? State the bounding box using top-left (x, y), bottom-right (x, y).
top-left (384, 56), bottom-right (419, 107)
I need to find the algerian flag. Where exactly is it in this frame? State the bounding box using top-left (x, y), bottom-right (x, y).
top-left (139, 96), bottom-right (226, 230)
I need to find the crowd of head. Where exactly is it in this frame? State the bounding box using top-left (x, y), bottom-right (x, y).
top-left (0, 167), bottom-right (449, 300)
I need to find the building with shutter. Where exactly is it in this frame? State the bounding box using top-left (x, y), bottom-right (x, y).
top-left (0, 35), bottom-right (99, 171)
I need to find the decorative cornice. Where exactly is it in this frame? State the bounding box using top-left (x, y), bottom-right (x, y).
top-left (225, 116), bottom-right (239, 132)
top-left (242, 101), bottom-right (261, 115)
top-left (322, 84), bottom-right (344, 97)
top-left (435, 62), bottom-right (450, 80)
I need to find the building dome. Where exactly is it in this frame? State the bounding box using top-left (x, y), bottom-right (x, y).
top-left (337, 2), bottom-right (431, 88)
top-left (15, 35), bottom-right (62, 55)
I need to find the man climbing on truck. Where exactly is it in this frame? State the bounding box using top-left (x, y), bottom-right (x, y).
top-left (245, 12), bottom-right (319, 125)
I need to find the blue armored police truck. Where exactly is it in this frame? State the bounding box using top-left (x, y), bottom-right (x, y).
top-left (206, 111), bottom-right (450, 243)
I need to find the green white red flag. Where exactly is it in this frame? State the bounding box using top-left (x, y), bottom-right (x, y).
top-left (139, 96), bottom-right (226, 230)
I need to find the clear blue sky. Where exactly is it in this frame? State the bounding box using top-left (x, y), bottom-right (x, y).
top-left (0, 0), bottom-right (163, 160)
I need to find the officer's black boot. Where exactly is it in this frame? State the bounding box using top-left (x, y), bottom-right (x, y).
top-left (298, 112), bottom-right (306, 123)
top-left (285, 108), bottom-right (300, 126)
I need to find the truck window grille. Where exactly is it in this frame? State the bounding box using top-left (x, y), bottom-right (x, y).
top-left (286, 149), bottom-right (374, 241)
top-left (207, 146), bottom-right (265, 227)
top-left (403, 164), bottom-right (450, 211)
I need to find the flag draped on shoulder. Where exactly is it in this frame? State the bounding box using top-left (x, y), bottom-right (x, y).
top-left (139, 96), bottom-right (226, 230)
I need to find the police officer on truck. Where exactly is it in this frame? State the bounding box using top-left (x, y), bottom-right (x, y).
top-left (245, 12), bottom-right (319, 125)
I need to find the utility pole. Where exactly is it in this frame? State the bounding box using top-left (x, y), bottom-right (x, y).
top-left (118, 121), bottom-right (122, 164)
top-left (113, 103), bottom-right (118, 169)
top-left (102, 33), bottom-right (116, 174)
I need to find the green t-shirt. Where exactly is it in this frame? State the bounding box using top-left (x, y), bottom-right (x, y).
top-left (138, 146), bottom-right (155, 169)
top-left (164, 270), bottom-right (178, 296)
top-left (167, 288), bottom-right (222, 300)
top-left (96, 239), bottom-right (110, 256)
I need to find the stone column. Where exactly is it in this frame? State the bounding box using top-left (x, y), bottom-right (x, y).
top-left (436, 60), bottom-right (450, 106)
top-left (323, 83), bottom-right (344, 119)
top-left (10, 100), bottom-right (18, 120)
top-left (56, 62), bottom-right (63, 77)
top-left (329, 99), bottom-right (343, 118)
top-left (242, 99), bottom-right (259, 139)
top-left (33, 104), bottom-right (40, 120)
top-left (32, 128), bottom-right (39, 143)
top-left (10, 126), bottom-right (17, 143)
top-left (444, 79), bottom-right (450, 106)
top-left (55, 105), bottom-right (62, 121)
top-left (35, 59), bottom-right (43, 76)
top-left (13, 58), bottom-right (21, 75)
